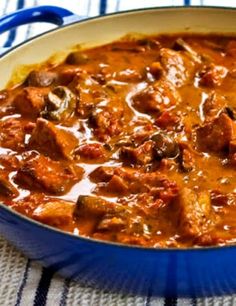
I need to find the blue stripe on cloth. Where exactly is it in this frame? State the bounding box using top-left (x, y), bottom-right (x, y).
top-left (3, 0), bottom-right (25, 47)
top-left (99, 0), bottom-right (107, 15)
top-left (59, 279), bottom-right (70, 306)
top-left (15, 260), bottom-right (31, 306)
top-left (164, 297), bottom-right (177, 306)
top-left (184, 0), bottom-right (191, 5)
top-left (33, 267), bottom-right (54, 306)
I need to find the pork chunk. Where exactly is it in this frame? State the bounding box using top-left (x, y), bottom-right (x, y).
top-left (13, 87), bottom-right (49, 118)
top-left (196, 113), bottom-right (236, 153)
top-left (28, 118), bottom-right (78, 160)
top-left (178, 188), bottom-right (217, 238)
top-left (32, 200), bottom-right (75, 226)
top-left (15, 153), bottom-right (83, 194)
top-left (159, 48), bottom-right (196, 87)
top-left (0, 118), bottom-right (25, 151)
top-left (199, 64), bottom-right (228, 87)
top-left (90, 107), bottom-right (123, 141)
top-left (132, 80), bottom-right (181, 114)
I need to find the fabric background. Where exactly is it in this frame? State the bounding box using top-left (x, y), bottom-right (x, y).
top-left (0, 1), bottom-right (236, 305)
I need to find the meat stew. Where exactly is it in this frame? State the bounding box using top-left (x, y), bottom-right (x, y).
top-left (1, 34), bottom-right (236, 248)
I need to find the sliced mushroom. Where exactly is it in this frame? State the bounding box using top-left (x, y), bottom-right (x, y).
top-left (42, 86), bottom-right (76, 121)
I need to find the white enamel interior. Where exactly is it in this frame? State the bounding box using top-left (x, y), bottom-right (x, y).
top-left (0, 7), bottom-right (236, 88)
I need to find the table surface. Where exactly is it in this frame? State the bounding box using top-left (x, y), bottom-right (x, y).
top-left (0, 1), bottom-right (236, 305)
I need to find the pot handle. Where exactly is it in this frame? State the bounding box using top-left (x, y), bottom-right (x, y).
top-left (0, 5), bottom-right (80, 51)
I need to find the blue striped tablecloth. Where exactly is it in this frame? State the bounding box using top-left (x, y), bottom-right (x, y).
top-left (0, 1), bottom-right (236, 305)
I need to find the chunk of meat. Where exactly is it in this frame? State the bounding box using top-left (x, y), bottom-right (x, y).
top-left (76, 143), bottom-right (107, 161)
top-left (0, 170), bottom-right (18, 197)
top-left (70, 71), bottom-right (108, 118)
top-left (0, 154), bottom-right (20, 170)
top-left (199, 64), bottom-right (228, 87)
top-left (26, 70), bottom-right (58, 87)
top-left (201, 93), bottom-right (227, 120)
top-left (90, 107), bottom-right (123, 141)
top-left (120, 140), bottom-right (154, 165)
top-left (196, 113), bottom-right (236, 153)
top-left (94, 167), bottom-right (179, 203)
top-left (0, 118), bottom-right (26, 151)
top-left (28, 118), bottom-right (78, 160)
top-left (89, 166), bottom-right (114, 182)
top-left (15, 153), bottom-right (83, 194)
top-left (159, 48), bottom-right (196, 87)
top-left (132, 80), bottom-right (181, 114)
top-left (155, 111), bottom-right (181, 131)
top-left (177, 188), bottom-right (217, 238)
top-left (13, 87), bottom-right (49, 118)
top-left (32, 200), bottom-right (75, 226)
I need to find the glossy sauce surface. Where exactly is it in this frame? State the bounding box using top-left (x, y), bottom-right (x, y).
top-left (1, 34), bottom-right (236, 247)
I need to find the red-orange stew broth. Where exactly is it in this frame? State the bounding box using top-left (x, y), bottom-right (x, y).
top-left (1, 34), bottom-right (236, 248)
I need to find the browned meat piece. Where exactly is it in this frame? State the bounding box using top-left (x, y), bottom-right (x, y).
top-left (132, 80), bottom-right (181, 114)
top-left (201, 93), bottom-right (227, 120)
top-left (32, 200), bottom-right (75, 226)
top-left (26, 70), bottom-right (58, 87)
top-left (0, 154), bottom-right (20, 170)
top-left (89, 166), bottom-right (114, 182)
top-left (0, 118), bottom-right (26, 151)
top-left (120, 140), bottom-right (154, 165)
top-left (28, 118), bottom-right (78, 160)
top-left (0, 170), bottom-right (18, 197)
top-left (155, 111), bottom-right (181, 131)
top-left (196, 113), bottom-right (236, 153)
top-left (94, 166), bottom-right (179, 204)
top-left (75, 195), bottom-right (123, 217)
top-left (15, 153), bottom-right (83, 194)
top-left (159, 48), bottom-right (196, 87)
top-left (177, 188), bottom-right (217, 238)
top-left (106, 175), bottom-right (129, 194)
top-left (90, 107), bottom-right (123, 141)
top-left (13, 87), bottom-right (49, 118)
top-left (68, 71), bottom-right (108, 118)
top-left (76, 143), bottom-right (107, 161)
top-left (199, 64), bottom-right (228, 87)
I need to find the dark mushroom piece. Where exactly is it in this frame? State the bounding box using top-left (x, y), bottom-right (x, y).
top-left (75, 195), bottom-right (123, 217)
top-left (42, 86), bottom-right (76, 121)
top-left (26, 70), bottom-right (58, 87)
top-left (150, 132), bottom-right (180, 159)
top-left (66, 52), bottom-right (89, 65)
